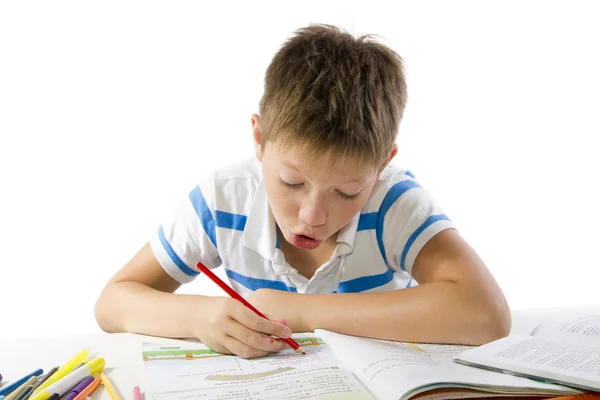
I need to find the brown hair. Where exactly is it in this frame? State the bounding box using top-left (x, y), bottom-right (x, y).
top-left (259, 24), bottom-right (407, 166)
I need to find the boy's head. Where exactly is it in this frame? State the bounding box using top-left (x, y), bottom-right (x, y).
top-left (257, 23), bottom-right (407, 167)
top-left (252, 24), bottom-right (408, 251)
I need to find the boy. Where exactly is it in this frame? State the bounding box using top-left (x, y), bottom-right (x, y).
top-left (95, 24), bottom-right (511, 358)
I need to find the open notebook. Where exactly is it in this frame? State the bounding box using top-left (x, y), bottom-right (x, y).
top-left (455, 313), bottom-right (600, 393)
top-left (141, 329), bottom-right (582, 400)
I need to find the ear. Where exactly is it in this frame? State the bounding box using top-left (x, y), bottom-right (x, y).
top-left (251, 114), bottom-right (263, 162)
top-left (378, 144), bottom-right (398, 176)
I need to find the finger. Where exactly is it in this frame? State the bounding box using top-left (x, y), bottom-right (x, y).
top-left (269, 337), bottom-right (290, 351)
top-left (206, 342), bottom-right (232, 355)
top-left (226, 319), bottom-right (290, 353)
top-left (198, 331), bottom-right (236, 355)
top-left (222, 335), bottom-right (272, 359)
top-left (267, 318), bottom-right (288, 326)
top-left (232, 306), bottom-right (292, 339)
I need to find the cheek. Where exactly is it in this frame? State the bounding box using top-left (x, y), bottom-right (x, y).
top-left (330, 200), bottom-right (366, 225)
top-left (265, 185), bottom-right (297, 216)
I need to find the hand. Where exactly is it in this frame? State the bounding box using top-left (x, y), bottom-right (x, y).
top-left (192, 296), bottom-right (291, 359)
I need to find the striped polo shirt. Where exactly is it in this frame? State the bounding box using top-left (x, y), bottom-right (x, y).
top-left (149, 157), bottom-right (454, 297)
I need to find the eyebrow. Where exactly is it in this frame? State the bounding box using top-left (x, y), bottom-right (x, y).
top-left (282, 160), bottom-right (300, 172)
top-left (281, 161), bottom-right (366, 185)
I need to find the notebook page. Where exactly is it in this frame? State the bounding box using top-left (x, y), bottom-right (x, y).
top-left (142, 334), bottom-right (375, 399)
top-left (532, 314), bottom-right (600, 348)
top-left (457, 334), bottom-right (599, 392)
top-left (317, 329), bottom-right (576, 400)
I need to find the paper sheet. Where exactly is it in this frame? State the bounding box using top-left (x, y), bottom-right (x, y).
top-left (316, 329), bottom-right (576, 400)
top-left (142, 334), bottom-right (375, 399)
top-left (532, 314), bottom-right (600, 347)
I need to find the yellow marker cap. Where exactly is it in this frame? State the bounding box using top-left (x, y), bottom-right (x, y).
top-left (28, 392), bottom-right (51, 400)
top-left (84, 357), bottom-right (105, 375)
top-left (28, 357), bottom-right (105, 400)
top-left (34, 349), bottom-right (89, 393)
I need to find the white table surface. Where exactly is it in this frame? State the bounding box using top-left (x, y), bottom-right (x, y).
top-left (1, 305), bottom-right (598, 399)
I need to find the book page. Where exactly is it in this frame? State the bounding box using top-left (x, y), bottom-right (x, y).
top-left (316, 329), bottom-right (577, 400)
top-left (532, 314), bottom-right (600, 347)
top-left (456, 334), bottom-right (600, 392)
top-left (151, 369), bottom-right (374, 400)
top-left (142, 334), bottom-right (375, 399)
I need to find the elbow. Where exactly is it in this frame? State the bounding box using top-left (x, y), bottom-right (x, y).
top-left (476, 295), bottom-right (512, 344)
top-left (94, 289), bottom-right (119, 334)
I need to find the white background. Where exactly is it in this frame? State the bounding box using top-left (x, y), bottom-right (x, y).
top-left (1, 1), bottom-right (598, 337)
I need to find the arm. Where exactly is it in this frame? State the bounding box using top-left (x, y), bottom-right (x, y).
top-left (94, 242), bottom-right (291, 358)
top-left (94, 242), bottom-right (196, 337)
top-left (249, 229), bottom-right (511, 345)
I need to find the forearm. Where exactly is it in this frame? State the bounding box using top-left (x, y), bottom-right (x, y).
top-left (298, 282), bottom-right (511, 345)
top-left (94, 281), bottom-right (211, 339)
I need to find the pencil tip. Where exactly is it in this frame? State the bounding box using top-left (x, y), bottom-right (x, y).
top-left (296, 346), bottom-right (306, 354)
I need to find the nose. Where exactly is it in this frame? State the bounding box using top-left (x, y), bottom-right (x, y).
top-left (298, 195), bottom-right (327, 227)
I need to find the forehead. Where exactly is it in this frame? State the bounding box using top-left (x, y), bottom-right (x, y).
top-left (265, 141), bottom-right (378, 183)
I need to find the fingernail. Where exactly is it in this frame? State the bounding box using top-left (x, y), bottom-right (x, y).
top-left (282, 327), bottom-right (292, 338)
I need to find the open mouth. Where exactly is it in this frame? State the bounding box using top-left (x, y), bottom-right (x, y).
top-left (290, 233), bottom-right (322, 250)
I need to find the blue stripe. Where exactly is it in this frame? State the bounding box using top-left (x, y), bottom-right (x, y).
top-left (158, 225), bottom-right (199, 277)
top-left (357, 212), bottom-right (377, 231)
top-left (400, 214), bottom-right (450, 271)
top-left (336, 268), bottom-right (396, 293)
top-left (189, 186), bottom-right (217, 248)
top-left (405, 276), bottom-right (413, 288)
top-left (225, 269), bottom-right (297, 292)
top-left (405, 170), bottom-right (415, 178)
top-left (376, 180), bottom-right (422, 267)
top-left (215, 211), bottom-right (247, 231)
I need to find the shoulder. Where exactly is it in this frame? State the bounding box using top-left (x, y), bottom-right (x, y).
top-left (365, 165), bottom-right (453, 274)
top-left (210, 157), bottom-right (262, 183)
top-left (363, 164), bottom-right (423, 212)
top-left (378, 163), bottom-right (416, 186)
top-left (200, 157), bottom-right (263, 213)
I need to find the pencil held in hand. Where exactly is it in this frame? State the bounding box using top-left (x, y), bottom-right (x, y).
top-left (196, 262), bottom-right (306, 354)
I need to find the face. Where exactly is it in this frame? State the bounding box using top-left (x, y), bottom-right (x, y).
top-left (252, 115), bottom-right (396, 251)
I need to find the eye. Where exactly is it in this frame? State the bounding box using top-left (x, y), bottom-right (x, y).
top-left (280, 178), bottom-right (303, 190)
top-left (337, 191), bottom-right (360, 201)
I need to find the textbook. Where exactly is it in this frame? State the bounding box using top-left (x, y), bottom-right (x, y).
top-left (141, 330), bottom-right (581, 400)
top-left (553, 395), bottom-right (600, 400)
top-left (455, 313), bottom-right (600, 393)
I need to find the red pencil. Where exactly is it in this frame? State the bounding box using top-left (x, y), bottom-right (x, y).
top-left (196, 261), bottom-right (306, 354)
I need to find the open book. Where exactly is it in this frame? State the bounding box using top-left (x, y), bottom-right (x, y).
top-left (455, 313), bottom-right (600, 393)
top-left (141, 328), bottom-right (583, 400)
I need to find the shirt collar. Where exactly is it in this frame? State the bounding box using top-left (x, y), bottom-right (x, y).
top-left (242, 179), bottom-right (278, 261)
top-left (242, 179), bottom-right (361, 260)
top-left (335, 211), bottom-right (360, 255)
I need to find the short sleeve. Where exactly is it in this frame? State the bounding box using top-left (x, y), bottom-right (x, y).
top-left (149, 177), bottom-right (222, 284)
top-left (382, 175), bottom-right (455, 277)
